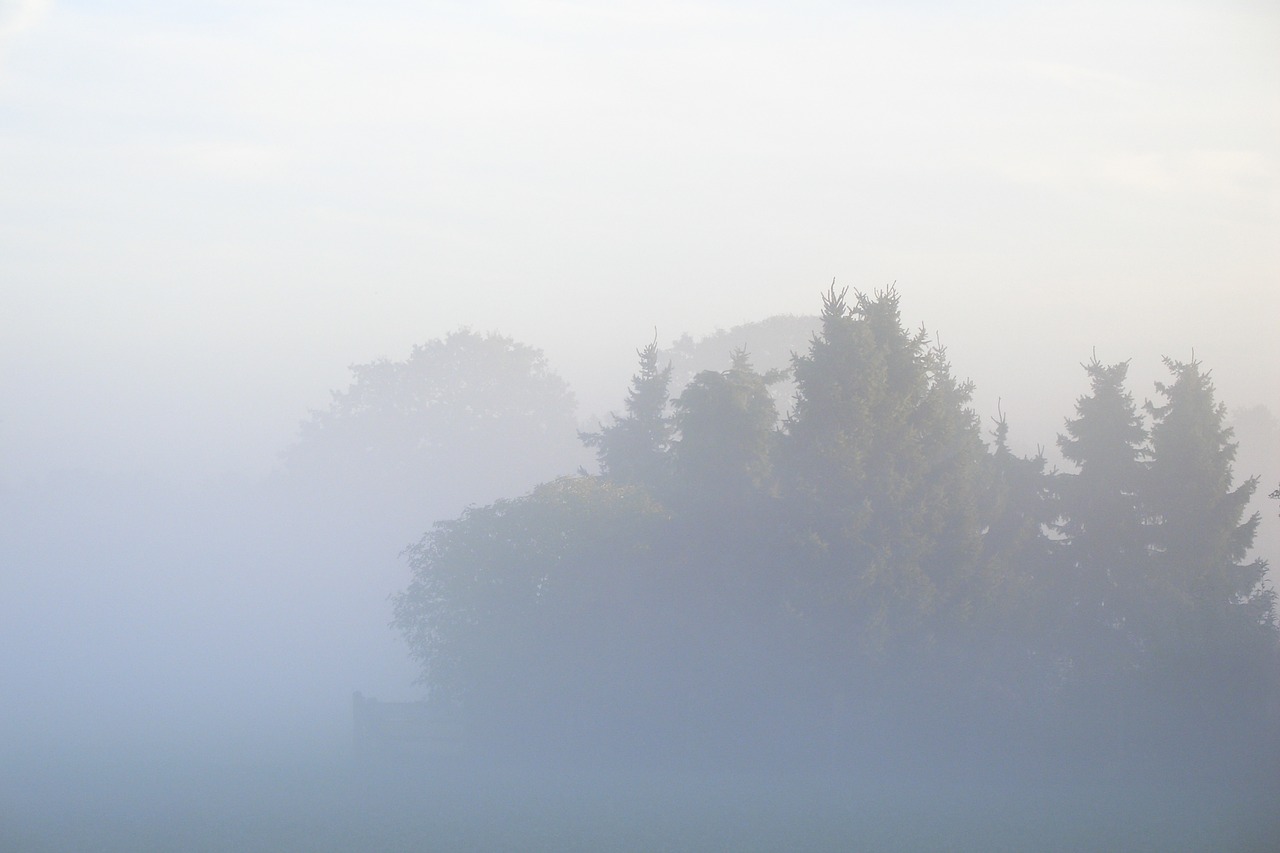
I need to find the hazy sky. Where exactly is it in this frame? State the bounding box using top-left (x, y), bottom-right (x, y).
top-left (2, 0), bottom-right (1277, 481)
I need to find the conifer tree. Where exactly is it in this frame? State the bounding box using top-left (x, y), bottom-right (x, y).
top-left (1144, 358), bottom-right (1275, 662)
top-left (671, 348), bottom-right (779, 510)
top-left (978, 413), bottom-right (1060, 673)
top-left (781, 286), bottom-right (988, 657)
top-left (982, 414), bottom-right (1057, 591)
top-left (581, 338), bottom-right (674, 493)
top-left (1055, 358), bottom-right (1151, 680)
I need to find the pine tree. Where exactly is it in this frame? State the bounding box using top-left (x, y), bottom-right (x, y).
top-left (1054, 358), bottom-right (1151, 679)
top-left (1144, 358), bottom-right (1275, 664)
top-left (581, 338), bottom-right (674, 493)
top-left (982, 414), bottom-right (1057, 595)
top-left (781, 285), bottom-right (988, 657)
top-left (977, 413), bottom-right (1060, 678)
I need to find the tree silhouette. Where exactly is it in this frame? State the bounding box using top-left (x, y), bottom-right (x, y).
top-left (285, 329), bottom-right (583, 526)
top-left (1054, 358), bottom-right (1151, 683)
top-left (1144, 358), bottom-right (1275, 666)
top-left (580, 337), bottom-right (674, 494)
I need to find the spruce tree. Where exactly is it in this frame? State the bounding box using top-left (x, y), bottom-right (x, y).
top-left (671, 348), bottom-right (779, 510)
top-left (982, 414), bottom-right (1058, 600)
top-left (1144, 358), bottom-right (1275, 664)
top-left (1054, 358), bottom-right (1151, 680)
top-left (977, 413), bottom-right (1060, 685)
top-left (781, 286), bottom-right (988, 658)
top-left (581, 338), bottom-right (674, 493)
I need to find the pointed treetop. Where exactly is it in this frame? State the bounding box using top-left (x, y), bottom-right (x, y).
top-left (821, 280), bottom-right (850, 322)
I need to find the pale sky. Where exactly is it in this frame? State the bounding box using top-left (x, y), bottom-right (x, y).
top-left (1, 0), bottom-right (1277, 481)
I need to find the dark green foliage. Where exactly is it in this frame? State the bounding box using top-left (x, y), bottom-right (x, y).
top-left (780, 286), bottom-right (989, 659)
top-left (392, 477), bottom-right (667, 707)
top-left (391, 290), bottom-right (1278, 777)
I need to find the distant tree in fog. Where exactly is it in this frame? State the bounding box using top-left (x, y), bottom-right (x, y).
top-left (662, 314), bottom-right (820, 414)
top-left (1143, 358), bottom-right (1275, 662)
top-left (1050, 357), bottom-right (1277, 681)
top-left (975, 411), bottom-right (1060, 691)
top-left (579, 338), bottom-right (674, 494)
top-left (1053, 358), bottom-right (1152, 682)
top-left (670, 349), bottom-right (779, 511)
top-left (1037, 356), bottom-right (1280, 764)
top-left (396, 287), bottom-right (1023, 761)
top-left (392, 477), bottom-right (667, 735)
top-left (284, 329), bottom-right (584, 522)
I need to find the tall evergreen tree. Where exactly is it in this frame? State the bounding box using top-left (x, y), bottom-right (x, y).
top-left (1144, 358), bottom-right (1275, 662)
top-left (1054, 358), bottom-right (1152, 685)
top-left (977, 413), bottom-right (1060, 671)
top-left (981, 414), bottom-right (1058, 598)
top-left (780, 286), bottom-right (988, 658)
top-left (581, 338), bottom-right (674, 493)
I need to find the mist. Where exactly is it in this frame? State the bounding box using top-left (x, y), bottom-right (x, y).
top-left (3, 0), bottom-right (1279, 850)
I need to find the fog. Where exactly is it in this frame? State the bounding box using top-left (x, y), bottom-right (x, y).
top-left (3, 0), bottom-right (1279, 849)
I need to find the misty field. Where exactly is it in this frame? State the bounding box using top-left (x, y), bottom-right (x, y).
top-left (3, 295), bottom-right (1278, 852)
top-left (4, 745), bottom-right (1277, 853)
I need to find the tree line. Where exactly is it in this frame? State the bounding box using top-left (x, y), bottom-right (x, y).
top-left (391, 287), bottom-right (1278, 776)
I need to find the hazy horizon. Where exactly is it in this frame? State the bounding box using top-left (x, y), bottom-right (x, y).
top-left (2, 0), bottom-right (1277, 487)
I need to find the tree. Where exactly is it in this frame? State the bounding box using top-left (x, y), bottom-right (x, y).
top-left (670, 349), bottom-right (779, 511)
top-left (580, 338), bottom-right (674, 494)
top-left (285, 329), bottom-right (584, 528)
top-left (1053, 358), bottom-right (1152, 679)
top-left (662, 314), bottom-right (819, 416)
top-left (980, 413), bottom-right (1058, 603)
top-left (974, 411), bottom-right (1061, 694)
top-left (393, 477), bottom-right (664, 690)
top-left (779, 285), bottom-right (989, 660)
top-left (1144, 358), bottom-right (1275, 665)
top-left (387, 291), bottom-right (1280, 777)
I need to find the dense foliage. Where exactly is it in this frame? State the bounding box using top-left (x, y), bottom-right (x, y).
top-left (392, 289), bottom-right (1278, 775)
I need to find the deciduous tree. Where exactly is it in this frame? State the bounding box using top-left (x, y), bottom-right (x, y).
top-left (286, 329), bottom-right (583, 526)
